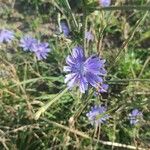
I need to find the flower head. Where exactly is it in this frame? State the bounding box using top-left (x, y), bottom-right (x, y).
top-left (86, 105), bottom-right (109, 126)
top-left (20, 35), bottom-right (37, 51)
top-left (64, 46), bottom-right (107, 93)
top-left (32, 41), bottom-right (51, 60)
top-left (129, 109), bottom-right (143, 125)
top-left (60, 19), bottom-right (70, 37)
top-left (85, 31), bottom-right (94, 42)
top-left (0, 29), bottom-right (14, 43)
top-left (99, 0), bottom-right (111, 7)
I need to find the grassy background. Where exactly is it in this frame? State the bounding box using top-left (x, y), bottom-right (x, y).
top-left (0, 0), bottom-right (150, 149)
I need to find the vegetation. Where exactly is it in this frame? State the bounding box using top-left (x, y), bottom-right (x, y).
top-left (0, 0), bottom-right (150, 149)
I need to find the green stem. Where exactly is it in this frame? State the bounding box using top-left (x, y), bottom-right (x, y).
top-left (88, 5), bottom-right (150, 11)
top-left (42, 118), bottom-right (146, 150)
top-left (34, 87), bottom-right (69, 120)
top-left (109, 79), bottom-right (150, 83)
top-left (65, 0), bottom-right (78, 28)
top-left (82, 0), bottom-right (88, 56)
top-left (108, 11), bottom-right (148, 72)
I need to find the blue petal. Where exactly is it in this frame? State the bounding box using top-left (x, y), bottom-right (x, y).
top-left (79, 76), bottom-right (88, 93)
top-left (85, 72), bottom-right (103, 87)
top-left (67, 74), bottom-right (78, 88)
top-left (66, 55), bottom-right (76, 66)
top-left (85, 56), bottom-right (105, 74)
top-left (63, 66), bottom-right (72, 72)
top-left (72, 46), bottom-right (85, 61)
top-left (132, 109), bottom-right (140, 116)
top-left (64, 73), bottom-right (76, 83)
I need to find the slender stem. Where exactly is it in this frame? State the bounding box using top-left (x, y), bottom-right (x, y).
top-left (138, 56), bottom-right (150, 78)
top-left (34, 87), bottom-right (69, 120)
top-left (109, 79), bottom-right (150, 83)
top-left (88, 6), bottom-right (150, 11)
top-left (65, 0), bottom-right (78, 28)
top-left (108, 11), bottom-right (148, 72)
top-left (42, 118), bottom-right (147, 150)
top-left (82, 0), bottom-right (88, 56)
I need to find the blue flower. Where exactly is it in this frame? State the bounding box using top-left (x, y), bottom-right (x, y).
top-left (32, 42), bottom-right (51, 60)
top-left (64, 46), bottom-right (107, 93)
top-left (129, 109), bottom-right (143, 125)
top-left (99, 0), bottom-right (111, 7)
top-left (86, 105), bottom-right (109, 126)
top-left (0, 29), bottom-right (14, 43)
top-left (85, 31), bottom-right (94, 42)
top-left (60, 19), bottom-right (70, 37)
top-left (20, 35), bottom-right (37, 51)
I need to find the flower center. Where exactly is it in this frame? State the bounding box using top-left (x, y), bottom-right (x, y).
top-left (75, 62), bottom-right (85, 75)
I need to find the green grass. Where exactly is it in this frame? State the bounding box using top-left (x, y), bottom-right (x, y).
top-left (0, 0), bottom-right (150, 149)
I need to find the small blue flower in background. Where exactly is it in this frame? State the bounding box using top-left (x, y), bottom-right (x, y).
top-left (99, 0), bottom-right (111, 7)
top-left (85, 31), bottom-right (94, 42)
top-left (20, 35), bottom-right (51, 60)
top-left (86, 105), bottom-right (109, 126)
top-left (129, 109), bottom-right (143, 125)
top-left (20, 35), bottom-right (37, 51)
top-left (32, 42), bottom-right (51, 60)
top-left (60, 19), bottom-right (70, 37)
top-left (64, 46), bottom-right (107, 93)
top-left (0, 29), bottom-right (14, 43)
